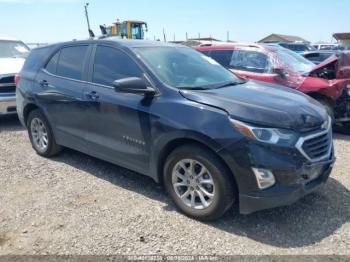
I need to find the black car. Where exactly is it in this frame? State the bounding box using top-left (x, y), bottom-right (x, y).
top-left (16, 38), bottom-right (335, 220)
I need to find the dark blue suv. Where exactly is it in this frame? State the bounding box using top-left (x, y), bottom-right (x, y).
top-left (16, 38), bottom-right (335, 220)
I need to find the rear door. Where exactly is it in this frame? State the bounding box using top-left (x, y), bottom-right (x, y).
top-left (83, 45), bottom-right (154, 174)
top-left (35, 45), bottom-right (91, 151)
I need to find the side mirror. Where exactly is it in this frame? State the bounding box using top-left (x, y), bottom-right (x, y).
top-left (113, 77), bottom-right (155, 96)
top-left (272, 67), bottom-right (287, 77)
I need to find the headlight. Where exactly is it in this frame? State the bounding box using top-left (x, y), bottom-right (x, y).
top-left (346, 84), bottom-right (350, 95)
top-left (230, 118), bottom-right (298, 146)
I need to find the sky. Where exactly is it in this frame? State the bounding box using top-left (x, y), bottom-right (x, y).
top-left (0, 0), bottom-right (349, 44)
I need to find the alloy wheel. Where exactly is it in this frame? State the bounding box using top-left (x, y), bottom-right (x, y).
top-left (172, 159), bottom-right (215, 210)
top-left (30, 118), bottom-right (49, 152)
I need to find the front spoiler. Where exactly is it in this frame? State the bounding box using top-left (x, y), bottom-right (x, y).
top-left (239, 157), bottom-right (335, 215)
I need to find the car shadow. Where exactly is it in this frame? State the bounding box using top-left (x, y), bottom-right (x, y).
top-left (52, 148), bottom-right (350, 248)
top-left (333, 132), bottom-right (350, 142)
top-left (0, 115), bottom-right (25, 132)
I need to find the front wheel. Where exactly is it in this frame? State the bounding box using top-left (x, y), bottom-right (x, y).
top-left (163, 144), bottom-right (236, 220)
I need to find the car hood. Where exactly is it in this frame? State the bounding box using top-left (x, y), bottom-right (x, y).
top-left (308, 52), bottom-right (350, 79)
top-left (0, 57), bottom-right (25, 75)
top-left (180, 80), bottom-right (328, 131)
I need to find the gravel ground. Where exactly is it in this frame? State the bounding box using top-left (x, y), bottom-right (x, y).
top-left (0, 115), bottom-right (349, 255)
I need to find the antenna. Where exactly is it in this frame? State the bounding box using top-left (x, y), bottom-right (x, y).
top-left (84, 2), bottom-right (94, 38)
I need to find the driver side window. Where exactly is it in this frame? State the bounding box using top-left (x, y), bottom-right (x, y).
top-left (92, 46), bottom-right (143, 86)
top-left (230, 50), bottom-right (270, 73)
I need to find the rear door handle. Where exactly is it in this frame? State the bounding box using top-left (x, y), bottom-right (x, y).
top-left (84, 91), bottom-right (100, 101)
top-left (39, 80), bottom-right (49, 88)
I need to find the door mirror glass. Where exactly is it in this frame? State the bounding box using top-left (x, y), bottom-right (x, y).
top-left (113, 77), bottom-right (155, 96)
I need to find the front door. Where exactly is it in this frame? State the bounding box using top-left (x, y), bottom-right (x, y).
top-left (83, 45), bottom-right (154, 174)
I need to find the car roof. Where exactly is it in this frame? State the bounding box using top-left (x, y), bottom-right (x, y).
top-left (196, 43), bottom-right (282, 52)
top-left (44, 37), bottom-right (180, 50)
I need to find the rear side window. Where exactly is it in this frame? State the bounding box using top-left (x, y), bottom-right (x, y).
top-left (56, 46), bottom-right (88, 80)
top-left (45, 51), bottom-right (60, 74)
top-left (209, 50), bottom-right (234, 68)
top-left (92, 46), bottom-right (143, 86)
top-left (230, 50), bottom-right (269, 73)
top-left (22, 47), bottom-right (53, 72)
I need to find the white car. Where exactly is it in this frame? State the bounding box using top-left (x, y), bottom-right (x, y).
top-left (0, 37), bottom-right (29, 115)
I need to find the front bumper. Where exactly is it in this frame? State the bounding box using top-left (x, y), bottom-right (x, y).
top-left (239, 157), bottom-right (335, 214)
top-left (0, 94), bottom-right (17, 115)
top-left (218, 128), bottom-right (335, 215)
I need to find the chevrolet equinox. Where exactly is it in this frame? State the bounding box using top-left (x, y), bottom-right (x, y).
top-left (16, 39), bottom-right (335, 220)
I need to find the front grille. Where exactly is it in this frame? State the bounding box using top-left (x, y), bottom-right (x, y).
top-left (0, 75), bottom-right (16, 93)
top-left (296, 118), bottom-right (332, 162)
top-left (302, 132), bottom-right (331, 159)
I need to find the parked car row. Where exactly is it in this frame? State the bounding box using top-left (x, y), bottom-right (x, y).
top-left (14, 38), bottom-right (335, 220)
top-left (196, 44), bottom-right (350, 131)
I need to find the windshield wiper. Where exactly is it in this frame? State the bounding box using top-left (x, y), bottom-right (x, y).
top-left (179, 86), bottom-right (210, 90)
top-left (212, 80), bottom-right (247, 89)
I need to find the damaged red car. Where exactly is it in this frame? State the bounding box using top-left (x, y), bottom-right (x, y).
top-left (196, 44), bottom-right (350, 130)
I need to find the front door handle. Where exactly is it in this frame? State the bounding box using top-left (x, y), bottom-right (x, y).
top-left (84, 91), bottom-right (100, 101)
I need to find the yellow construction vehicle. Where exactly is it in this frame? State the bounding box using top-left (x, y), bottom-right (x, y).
top-left (100, 20), bottom-right (148, 39)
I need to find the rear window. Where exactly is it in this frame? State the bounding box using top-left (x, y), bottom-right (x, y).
top-left (56, 46), bottom-right (88, 80)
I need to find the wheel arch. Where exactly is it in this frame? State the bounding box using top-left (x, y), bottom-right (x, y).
top-left (153, 134), bottom-right (238, 194)
top-left (23, 103), bottom-right (40, 127)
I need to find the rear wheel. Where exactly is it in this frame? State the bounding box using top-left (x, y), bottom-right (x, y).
top-left (27, 109), bottom-right (62, 157)
top-left (164, 144), bottom-right (236, 220)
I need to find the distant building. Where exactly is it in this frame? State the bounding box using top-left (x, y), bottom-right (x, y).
top-left (333, 33), bottom-right (350, 45)
top-left (258, 34), bottom-right (310, 43)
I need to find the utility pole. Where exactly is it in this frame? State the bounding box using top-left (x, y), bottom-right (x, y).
top-left (198, 33), bottom-right (200, 39)
top-left (163, 28), bottom-right (167, 42)
top-left (84, 2), bottom-right (94, 38)
top-left (186, 32), bottom-right (188, 41)
top-left (227, 31), bottom-right (230, 42)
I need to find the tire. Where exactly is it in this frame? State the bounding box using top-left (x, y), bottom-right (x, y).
top-left (163, 144), bottom-right (236, 220)
top-left (27, 109), bottom-right (62, 157)
top-left (316, 98), bottom-right (335, 124)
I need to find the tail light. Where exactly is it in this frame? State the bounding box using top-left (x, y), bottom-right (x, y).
top-left (15, 74), bottom-right (20, 87)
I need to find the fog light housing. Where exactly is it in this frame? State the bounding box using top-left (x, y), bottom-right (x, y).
top-left (252, 168), bottom-right (276, 189)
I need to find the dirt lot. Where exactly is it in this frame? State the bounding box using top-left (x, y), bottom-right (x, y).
top-left (0, 115), bottom-right (349, 255)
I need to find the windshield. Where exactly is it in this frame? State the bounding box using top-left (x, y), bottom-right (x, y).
top-left (272, 48), bottom-right (315, 74)
top-left (135, 46), bottom-right (242, 89)
top-left (0, 41), bottom-right (30, 58)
